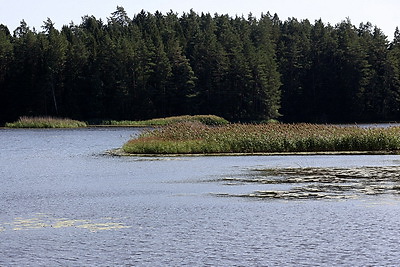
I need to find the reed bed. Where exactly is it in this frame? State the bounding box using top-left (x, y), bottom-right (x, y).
top-left (5, 116), bottom-right (87, 128)
top-left (100, 115), bottom-right (229, 126)
top-left (123, 122), bottom-right (400, 154)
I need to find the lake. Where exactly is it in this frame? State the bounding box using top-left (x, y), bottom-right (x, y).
top-left (1, 127), bottom-right (400, 266)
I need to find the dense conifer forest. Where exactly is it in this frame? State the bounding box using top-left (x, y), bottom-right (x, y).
top-left (1, 7), bottom-right (400, 124)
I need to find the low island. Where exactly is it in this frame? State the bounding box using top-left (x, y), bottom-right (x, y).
top-left (5, 116), bottom-right (87, 128)
top-left (4, 115), bottom-right (228, 128)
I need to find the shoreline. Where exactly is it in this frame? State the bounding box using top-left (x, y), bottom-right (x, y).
top-left (0, 125), bottom-right (150, 129)
top-left (107, 148), bottom-right (400, 157)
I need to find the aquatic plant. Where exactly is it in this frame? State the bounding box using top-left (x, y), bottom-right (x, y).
top-left (123, 122), bottom-right (400, 154)
top-left (214, 166), bottom-right (400, 200)
top-left (5, 116), bottom-right (87, 128)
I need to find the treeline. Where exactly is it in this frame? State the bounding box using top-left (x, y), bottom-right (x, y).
top-left (1, 7), bottom-right (400, 124)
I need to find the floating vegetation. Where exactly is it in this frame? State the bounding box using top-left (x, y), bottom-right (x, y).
top-left (212, 166), bottom-right (400, 200)
top-left (123, 122), bottom-right (400, 154)
top-left (0, 214), bottom-right (131, 232)
top-left (5, 116), bottom-right (87, 128)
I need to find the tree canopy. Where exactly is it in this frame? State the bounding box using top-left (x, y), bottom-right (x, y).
top-left (1, 7), bottom-right (400, 124)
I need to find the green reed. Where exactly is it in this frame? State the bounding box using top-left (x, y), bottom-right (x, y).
top-left (123, 122), bottom-right (400, 154)
top-left (5, 116), bottom-right (87, 128)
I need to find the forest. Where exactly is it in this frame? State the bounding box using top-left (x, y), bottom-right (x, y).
top-left (1, 7), bottom-right (400, 124)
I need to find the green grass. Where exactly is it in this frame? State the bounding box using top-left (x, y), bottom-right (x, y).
top-left (123, 122), bottom-right (400, 154)
top-left (5, 116), bottom-right (87, 128)
top-left (99, 115), bottom-right (229, 126)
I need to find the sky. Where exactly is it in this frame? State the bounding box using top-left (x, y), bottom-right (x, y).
top-left (0, 0), bottom-right (399, 38)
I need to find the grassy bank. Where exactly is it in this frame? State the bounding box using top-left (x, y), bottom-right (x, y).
top-left (122, 122), bottom-right (400, 154)
top-left (5, 116), bottom-right (87, 128)
top-left (98, 115), bottom-right (229, 126)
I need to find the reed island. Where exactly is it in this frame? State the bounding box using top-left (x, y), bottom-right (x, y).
top-left (122, 121), bottom-right (400, 155)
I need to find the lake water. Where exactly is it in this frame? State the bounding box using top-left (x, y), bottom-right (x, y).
top-left (1, 127), bottom-right (400, 266)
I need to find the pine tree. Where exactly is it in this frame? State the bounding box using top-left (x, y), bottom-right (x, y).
top-left (80, 15), bottom-right (106, 119)
top-left (249, 14), bottom-right (281, 120)
top-left (0, 25), bottom-right (14, 123)
top-left (61, 24), bottom-right (90, 119)
top-left (189, 12), bottom-right (228, 116)
top-left (334, 19), bottom-right (371, 121)
top-left (306, 19), bottom-right (338, 122)
top-left (363, 26), bottom-right (400, 120)
top-left (278, 18), bottom-right (312, 122)
top-left (388, 27), bottom-right (400, 119)
top-left (10, 21), bottom-right (45, 117)
top-left (41, 18), bottom-right (68, 115)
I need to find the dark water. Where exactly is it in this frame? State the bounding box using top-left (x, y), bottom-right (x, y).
top-left (1, 128), bottom-right (400, 266)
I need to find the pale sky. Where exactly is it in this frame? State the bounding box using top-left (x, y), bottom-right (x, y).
top-left (0, 0), bottom-right (399, 39)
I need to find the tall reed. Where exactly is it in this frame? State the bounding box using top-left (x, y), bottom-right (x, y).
top-left (123, 122), bottom-right (400, 154)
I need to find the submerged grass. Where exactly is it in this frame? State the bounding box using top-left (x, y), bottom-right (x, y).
top-left (5, 116), bottom-right (87, 128)
top-left (99, 115), bottom-right (229, 126)
top-left (123, 122), bottom-right (400, 154)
